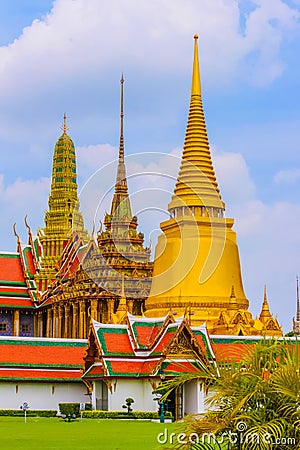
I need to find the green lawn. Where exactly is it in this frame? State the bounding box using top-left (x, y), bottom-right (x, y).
top-left (0, 417), bottom-right (179, 450)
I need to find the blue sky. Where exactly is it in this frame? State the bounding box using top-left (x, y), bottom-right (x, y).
top-left (0, 0), bottom-right (299, 332)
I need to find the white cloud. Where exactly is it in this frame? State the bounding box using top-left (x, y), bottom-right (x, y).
top-left (241, 0), bottom-right (300, 85)
top-left (274, 167), bottom-right (300, 183)
top-left (0, 0), bottom-right (298, 107)
top-left (0, 175), bottom-right (50, 246)
top-left (213, 151), bottom-right (256, 208)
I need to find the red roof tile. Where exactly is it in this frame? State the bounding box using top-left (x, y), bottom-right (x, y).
top-left (163, 360), bottom-right (199, 374)
top-left (0, 297), bottom-right (34, 308)
top-left (133, 323), bottom-right (163, 348)
top-left (107, 360), bottom-right (146, 375)
top-left (0, 287), bottom-right (28, 294)
top-left (100, 330), bottom-right (133, 355)
top-left (23, 247), bottom-right (36, 276)
top-left (212, 342), bottom-right (254, 362)
top-left (0, 340), bottom-right (86, 366)
top-left (152, 326), bottom-right (178, 354)
top-left (139, 359), bottom-right (158, 375)
top-left (0, 368), bottom-right (81, 381)
top-left (0, 254), bottom-right (25, 283)
top-left (84, 365), bottom-right (105, 378)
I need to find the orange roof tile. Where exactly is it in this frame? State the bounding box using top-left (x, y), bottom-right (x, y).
top-left (0, 339), bottom-right (86, 366)
top-left (0, 254), bottom-right (25, 283)
top-left (0, 297), bottom-right (34, 308)
top-left (99, 329), bottom-right (134, 355)
top-left (151, 326), bottom-right (178, 354)
top-left (163, 360), bottom-right (199, 374)
top-left (107, 360), bottom-right (145, 375)
top-left (0, 368), bottom-right (81, 381)
top-left (133, 323), bottom-right (163, 348)
top-left (212, 341), bottom-right (255, 362)
top-left (23, 248), bottom-right (36, 276)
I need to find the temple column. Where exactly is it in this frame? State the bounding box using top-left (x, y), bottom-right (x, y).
top-left (53, 305), bottom-right (59, 338)
top-left (64, 304), bottom-right (70, 338)
top-left (13, 310), bottom-right (20, 336)
top-left (72, 302), bottom-right (79, 338)
top-left (90, 299), bottom-right (98, 321)
top-left (107, 299), bottom-right (115, 324)
top-left (127, 299), bottom-right (134, 314)
top-left (46, 308), bottom-right (52, 337)
top-left (37, 311), bottom-right (43, 337)
top-left (79, 301), bottom-right (86, 339)
top-left (58, 305), bottom-right (64, 338)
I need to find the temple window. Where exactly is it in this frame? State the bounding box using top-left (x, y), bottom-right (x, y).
top-left (21, 324), bottom-right (31, 334)
top-left (0, 323), bottom-right (8, 332)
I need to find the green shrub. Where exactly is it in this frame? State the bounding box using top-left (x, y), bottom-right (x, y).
top-left (122, 397), bottom-right (134, 414)
top-left (59, 403), bottom-right (80, 417)
top-left (82, 410), bottom-right (173, 420)
top-left (0, 410), bottom-right (57, 417)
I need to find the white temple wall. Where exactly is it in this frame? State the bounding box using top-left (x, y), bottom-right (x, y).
top-left (184, 380), bottom-right (205, 415)
top-left (0, 382), bottom-right (87, 410)
top-left (105, 379), bottom-right (157, 412)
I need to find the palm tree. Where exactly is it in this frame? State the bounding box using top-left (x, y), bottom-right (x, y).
top-left (158, 338), bottom-right (300, 449)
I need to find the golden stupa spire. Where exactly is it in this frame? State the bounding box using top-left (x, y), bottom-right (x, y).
top-left (169, 35), bottom-right (224, 216)
top-left (191, 34), bottom-right (201, 96)
top-left (228, 285), bottom-right (237, 310)
top-left (259, 285), bottom-right (272, 320)
top-left (62, 113), bottom-right (68, 135)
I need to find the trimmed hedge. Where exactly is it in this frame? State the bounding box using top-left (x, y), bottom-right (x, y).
top-left (59, 403), bottom-right (80, 417)
top-left (82, 410), bottom-right (173, 420)
top-left (0, 409), bottom-right (57, 417)
top-left (0, 408), bottom-right (172, 420)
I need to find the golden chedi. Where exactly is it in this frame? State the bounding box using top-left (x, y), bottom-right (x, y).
top-left (145, 36), bottom-right (281, 336)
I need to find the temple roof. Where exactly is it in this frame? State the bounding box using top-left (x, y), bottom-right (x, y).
top-left (0, 336), bottom-right (87, 381)
top-left (0, 251), bottom-right (36, 309)
top-left (82, 313), bottom-right (216, 379)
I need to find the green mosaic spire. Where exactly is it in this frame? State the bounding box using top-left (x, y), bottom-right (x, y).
top-left (36, 115), bottom-right (88, 293)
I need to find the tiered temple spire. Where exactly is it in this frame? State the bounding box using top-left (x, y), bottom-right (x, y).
top-left (168, 34), bottom-right (224, 219)
top-left (293, 276), bottom-right (300, 336)
top-left (259, 285), bottom-right (272, 321)
top-left (35, 115), bottom-right (88, 293)
top-left (110, 75), bottom-right (132, 220)
top-left (96, 75), bottom-right (152, 318)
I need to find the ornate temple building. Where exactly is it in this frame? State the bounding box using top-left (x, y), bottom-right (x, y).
top-left (0, 77), bottom-right (152, 339)
top-left (0, 36), bottom-right (282, 340)
top-left (36, 76), bottom-right (153, 338)
top-left (145, 35), bottom-right (281, 336)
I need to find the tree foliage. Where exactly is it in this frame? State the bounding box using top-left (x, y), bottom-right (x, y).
top-left (157, 338), bottom-right (300, 449)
